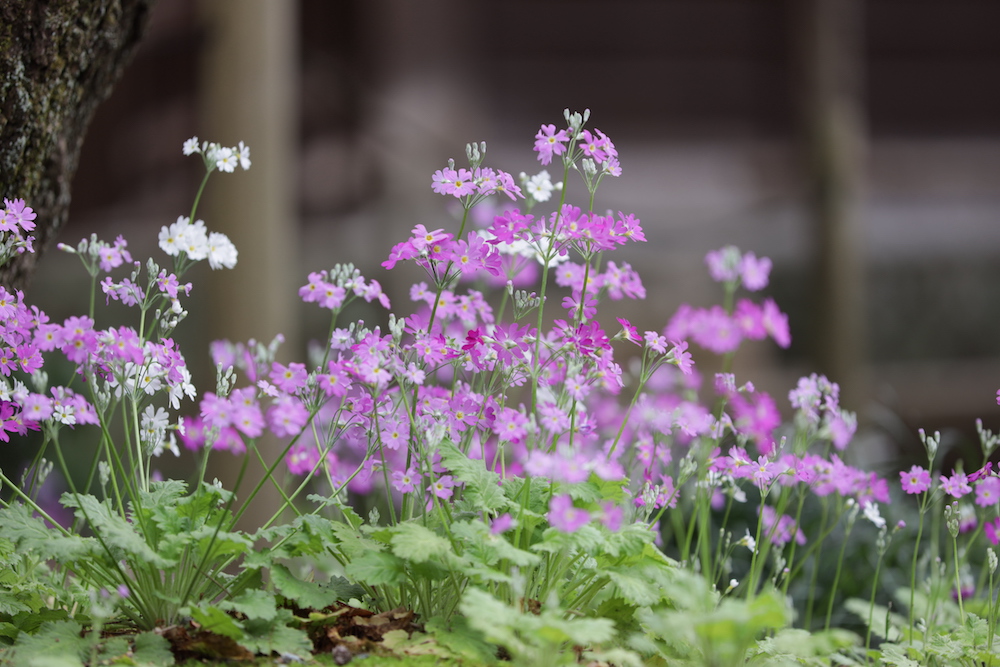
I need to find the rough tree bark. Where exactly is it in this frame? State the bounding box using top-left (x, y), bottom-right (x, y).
top-left (0, 0), bottom-right (155, 289)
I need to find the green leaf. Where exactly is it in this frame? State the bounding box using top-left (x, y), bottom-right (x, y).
top-left (8, 620), bottom-right (88, 665)
top-left (344, 550), bottom-right (406, 586)
top-left (0, 505), bottom-right (96, 564)
top-left (390, 522), bottom-right (452, 563)
top-left (605, 569), bottom-right (662, 607)
top-left (189, 604), bottom-right (244, 640)
top-left (221, 589), bottom-right (278, 622)
top-left (131, 631), bottom-right (175, 666)
top-left (240, 610), bottom-right (312, 657)
top-left (270, 563), bottom-right (352, 610)
top-left (438, 440), bottom-right (508, 512)
top-left (61, 494), bottom-right (173, 568)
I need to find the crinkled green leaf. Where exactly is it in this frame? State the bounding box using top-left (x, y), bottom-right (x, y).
top-left (189, 604), bottom-right (244, 640)
top-left (344, 550), bottom-right (406, 585)
top-left (240, 610), bottom-right (312, 657)
top-left (131, 631), bottom-right (175, 666)
top-left (269, 563), bottom-right (360, 610)
top-left (0, 505), bottom-right (96, 564)
top-left (61, 493), bottom-right (173, 568)
top-left (533, 524), bottom-right (605, 555)
top-left (451, 519), bottom-right (540, 569)
top-left (501, 476), bottom-right (550, 515)
top-left (605, 569), bottom-right (662, 607)
top-left (438, 440), bottom-right (508, 512)
top-left (221, 589), bottom-right (278, 622)
top-left (390, 522), bottom-right (452, 563)
top-left (329, 521), bottom-right (383, 561)
top-left (8, 620), bottom-right (88, 666)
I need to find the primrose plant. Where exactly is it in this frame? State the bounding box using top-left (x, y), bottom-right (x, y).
top-left (4, 109), bottom-right (1000, 667)
top-left (0, 141), bottom-right (270, 631)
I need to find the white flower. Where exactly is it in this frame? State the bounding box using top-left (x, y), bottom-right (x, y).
top-left (158, 216), bottom-right (189, 256)
top-left (141, 405), bottom-right (170, 435)
top-left (177, 219), bottom-right (209, 260)
top-left (862, 501), bottom-right (886, 528)
top-left (237, 141), bottom-right (251, 170)
top-left (214, 147), bottom-right (237, 173)
top-left (737, 529), bottom-right (756, 553)
top-left (526, 170), bottom-right (554, 202)
top-left (151, 433), bottom-right (180, 458)
top-left (53, 403), bottom-right (76, 425)
top-left (206, 231), bottom-right (238, 269)
top-left (182, 137), bottom-right (201, 156)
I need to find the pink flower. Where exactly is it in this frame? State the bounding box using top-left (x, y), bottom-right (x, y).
top-left (705, 246), bottom-right (741, 283)
top-left (548, 494), bottom-right (590, 533)
top-left (975, 476), bottom-right (1000, 507)
top-left (392, 467), bottom-right (422, 494)
top-left (269, 361), bottom-right (308, 394)
top-left (690, 306), bottom-right (742, 354)
top-left (615, 317), bottom-right (641, 345)
top-left (761, 298), bottom-right (791, 349)
top-left (490, 513), bottom-right (515, 534)
top-left (267, 395), bottom-right (309, 438)
top-left (669, 340), bottom-right (694, 375)
top-left (600, 502), bottom-right (623, 532)
top-left (431, 167), bottom-right (477, 198)
top-left (899, 465), bottom-right (931, 494)
top-left (739, 252), bottom-right (772, 291)
top-left (430, 475), bottom-right (455, 499)
top-left (986, 517), bottom-right (1000, 545)
top-left (940, 471), bottom-right (972, 499)
top-left (534, 124), bottom-right (569, 165)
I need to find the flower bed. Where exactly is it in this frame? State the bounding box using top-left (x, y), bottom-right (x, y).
top-left (1, 110), bottom-right (999, 666)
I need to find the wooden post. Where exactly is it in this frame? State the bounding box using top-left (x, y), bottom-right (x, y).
top-left (198, 0), bottom-right (299, 527)
top-left (794, 0), bottom-right (868, 409)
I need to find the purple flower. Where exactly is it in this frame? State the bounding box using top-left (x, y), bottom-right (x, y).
top-left (940, 471), bottom-right (972, 499)
top-left (548, 494), bottom-right (590, 533)
top-left (975, 476), bottom-right (1000, 507)
top-left (986, 517), bottom-right (1000, 546)
top-left (534, 124), bottom-right (569, 165)
top-left (490, 513), bottom-right (515, 535)
top-left (900, 465), bottom-right (931, 494)
top-left (739, 252), bottom-right (772, 291)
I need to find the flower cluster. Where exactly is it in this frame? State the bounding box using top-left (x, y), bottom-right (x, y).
top-left (182, 137), bottom-right (251, 173)
top-left (0, 197), bottom-right (37, 266)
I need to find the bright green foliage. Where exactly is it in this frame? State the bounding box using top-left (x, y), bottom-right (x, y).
top-left (0, 620), bottom-right (172, 667)
top-left (461, 586), bottom-right (627, 667)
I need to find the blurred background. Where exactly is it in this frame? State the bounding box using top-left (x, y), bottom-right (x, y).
top-left (24, 0), bottom-right (1000, 477)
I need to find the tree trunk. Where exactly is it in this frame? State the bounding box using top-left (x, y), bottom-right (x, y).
top-left (0, 0), bottom-right (155, 289)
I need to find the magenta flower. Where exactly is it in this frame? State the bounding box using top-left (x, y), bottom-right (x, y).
top-left (548, 494), bottom-right (590, 533)
top-left (761, 298), bottom-right (791, 349)
top-left (600, 502), bottom-right (623, 532)
top-left (739, 252), bottom-right (772, 291)
top-left (940, 471), bottom-right (972, 499)
top-left (986, 517), bottom-right (1000, 545)
top-left (269, 361), bottom-right (308, 394)
top-left (431, 167), bottom-right (476, 198)
top-left (899, 465), bottom-right (931, 494)
top-left (267, 394), bottom-right (309, 438)
top-left (391, 467), bottom-right (421, 494)
top-left (430, 475), bottom-right (455, 499)
top-left (669, 340), bottom-right (695, 375)
top-left (490, 513), bottom-right (515, 534)
top-left (533, 124), bottom-right (569, 165)
top-left (705, 246), bottom-right (742, 283)
top-left (975, 476), bottom-right (1000, 507)
top-left (615, 317), bottom-right (641, 345)
top-left (690, 306), bottom-right (742, 354)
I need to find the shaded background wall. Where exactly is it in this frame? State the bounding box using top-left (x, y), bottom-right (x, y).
top-left (26, 0), bottom-right (1000, 475)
